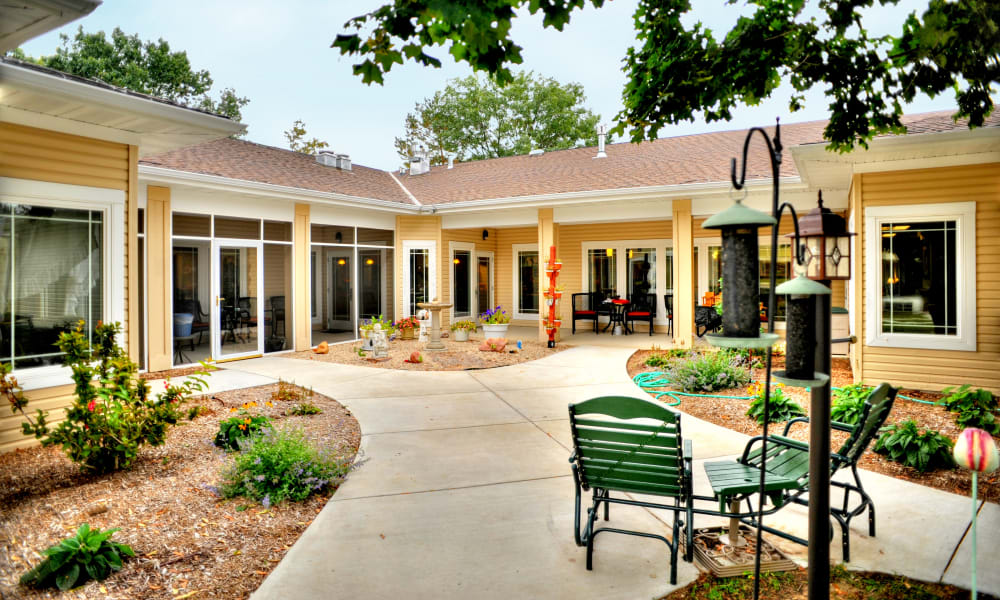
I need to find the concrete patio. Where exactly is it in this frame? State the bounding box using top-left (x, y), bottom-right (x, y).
top-left (193, 346), bottom-right (999, 599)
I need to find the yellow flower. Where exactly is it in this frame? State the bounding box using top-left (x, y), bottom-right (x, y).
top-left (265, 401), bottom-right (274, 408)
top-left (238, 424), bottom-right (247, 431)
top-left (244, 418), bottom-right (252, 425)
top-left (229, 407), bottom-right (238, 413)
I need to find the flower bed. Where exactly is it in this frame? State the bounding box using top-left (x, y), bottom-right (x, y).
top-left (0, 383), bottom-right (359, 600)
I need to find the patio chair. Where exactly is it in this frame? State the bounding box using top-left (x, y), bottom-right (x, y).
top-left (701, 382), bottom-right (897, 561)
top-left (569, 395), bottom-right (694, 584)
top-left (175, 299), bottom-right (210, 344)
top-left (626, 293), bottom-right (656, 335)
top-left (663, 294), bottom-right (673, 336)
top-left (571, 292), bottom-right (599, 334)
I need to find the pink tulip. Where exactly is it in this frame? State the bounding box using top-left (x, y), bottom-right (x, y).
top-left (953, 428), bottom-right (999, 473)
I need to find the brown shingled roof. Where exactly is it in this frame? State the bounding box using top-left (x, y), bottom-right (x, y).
top-left (141, 110), bottom-right (997, 207)
top-left (140, 138), bottom-right (414, 205)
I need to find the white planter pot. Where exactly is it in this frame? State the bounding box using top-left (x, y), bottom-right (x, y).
top-left (482, 323), bottom-right (509, 338)
top-left (453, 329), bottom-right (470, 342)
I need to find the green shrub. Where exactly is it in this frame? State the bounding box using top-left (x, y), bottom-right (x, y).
top-left (214, 401), bottom-right (272, 451)
top-left (831, 383), bottom-right (873, 425)
top-left (667, 350), bottom-right (750, 393)
top-left (746, 383), bottom-right (805, 425)
top-left (873, 419), bottom-right (954, 473)
top-left (271, 380), bottom-right (313, 403)
top-left (645, 348), bottom-right (690, 368)
top-left (4, 322), bottom-right (208, 474)
top-left (20, 523), bottom-right (134, 591)
top-left (939, 384), bottom-right (999, 435)
top-left (219, 427), bottom-right (352, 507)
top-left (286, 402), bottom-right (322, 416)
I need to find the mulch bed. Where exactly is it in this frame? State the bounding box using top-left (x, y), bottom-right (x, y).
top-left (293, 333), bottom-right (565, 371)
top-left (139, 365), bottom-right (218, 381)
top-left (627, 350), bottom-right (999, 504)
top-left (0, 383), bottom-right (360, 600)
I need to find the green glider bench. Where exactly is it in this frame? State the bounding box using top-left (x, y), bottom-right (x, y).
top-left (568, 395), bottom-right (694, 584)
top-left (702, 382), bottom-right (897, 561)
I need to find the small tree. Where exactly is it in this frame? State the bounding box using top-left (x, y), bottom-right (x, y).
top-left (4, 321), bottom-right (208, 474)
top-left (284, 119), bottom-right (331, 154)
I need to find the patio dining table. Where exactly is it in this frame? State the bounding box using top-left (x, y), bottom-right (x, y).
top-left (601, 298), bottom-right (631, 335)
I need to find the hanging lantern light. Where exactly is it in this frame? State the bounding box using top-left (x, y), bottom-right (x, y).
top-left (795, 191), bottom-right (854, 281)
top-left (775, 271), bottom-right (830, 381)
top-left (703, 199), bottom-right (776, 340)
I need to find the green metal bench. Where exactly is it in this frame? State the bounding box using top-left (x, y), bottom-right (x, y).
top-left (702, 382), bottom-right (897, 561)
top-left (568, 395), bottom-right (694, 584)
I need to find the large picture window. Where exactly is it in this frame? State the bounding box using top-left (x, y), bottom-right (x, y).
top-left (513, 245), bottom-right (538, 318)
top-left (588, 248), bottom-right (617, 298)
top-left (866, 202), bottom-right (976, 351)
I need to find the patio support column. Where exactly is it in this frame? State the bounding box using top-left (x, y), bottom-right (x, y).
top-left (671, 199), bottom-right (694, 348)
top-left (849, 175), bottom-right (864, 383)
top-left (146, 185), bottom-right (172, 371)
top-left (537, 208), bottom-right (558, 342)
top-left (126, 145), bottom-right (140, 363)
top-left (293, 203), bottom-right (311, 351)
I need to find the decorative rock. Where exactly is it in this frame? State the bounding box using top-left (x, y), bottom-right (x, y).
top-left (479, 338), bottom-right (507, 353)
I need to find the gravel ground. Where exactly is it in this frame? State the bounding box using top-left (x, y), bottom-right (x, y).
top-left (0, 383), bottom-right (360, 600)
top-left (294, 333), bottom-right (565, 370)
top-left (627, 349), bottom-right (999, 504)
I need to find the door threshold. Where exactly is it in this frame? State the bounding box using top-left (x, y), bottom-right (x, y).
top-left (214, 354), bottom-right (263, 364)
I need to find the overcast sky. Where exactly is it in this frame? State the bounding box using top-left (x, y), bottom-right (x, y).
top-left (20, 0), bottom-right (957, 170)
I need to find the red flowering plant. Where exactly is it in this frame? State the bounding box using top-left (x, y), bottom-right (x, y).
top-left (5, 321), bottom-right (209, 474)
top-left (394, 316), bottom-right (420, 330)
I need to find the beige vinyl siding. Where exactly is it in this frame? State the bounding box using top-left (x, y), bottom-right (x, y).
top-left (495, 227), bottom-right (538, 325)
top-left (394, 215), bottom-right (442, 319)
top-left (440, 228), bottom-right (497, 328)
top-left (858, 164), bottom-right (1000, 393)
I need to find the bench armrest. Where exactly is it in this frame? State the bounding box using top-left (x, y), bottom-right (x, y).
top-left (740, 433), bottom-right (809, 463)
top-left (830, 420), bottom-right (856, 433)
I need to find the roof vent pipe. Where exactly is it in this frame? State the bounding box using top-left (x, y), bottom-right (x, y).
top-left (409, 148), bottom-right (431, 176)
top-left (595, 124), bottom-right (607, 159)
top-left (315, 151), bottom-right (337, 167)
top-left (336, 153), bottom-right (352, 171)
top-left (528, 148), bottom-right (544, 156)
top-left (446, 153), bottom-right (455, 169)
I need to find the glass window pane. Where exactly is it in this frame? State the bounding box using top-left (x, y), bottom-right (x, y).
top-left (172, 241), bottom-right (211, 366)
top-left (759, 243), bottom-right (792, 320)
top-left (360, 248), bottom-right (393, 322)
top-left (1, 206), bottom-right (103, 369)
top-left (214, 216), bottom-right (260, 240)
top-left (708, 245), bottom-right (722, 294)
top-left (453, 250), bottom-right (472, 317)
top-left (264, 243), bottom-right (292, 352)
top-left (588, 248), bottom-right (616, 298)
top-left (263, 220), bottom-right (292, 242)
top-left (137, 208), bottom-right (145, 235)
top-left (518, 251), bottom-right (539, 314)
top-left (357, 227), bottom-right (393, 246)
top-left (881, 221), bottom-right (957, 335)
top-left (409, 248), bottom-right (429, 315)
top-left (665, 248), bottom-right (673, 295)
top-left (312, 224), bottom-right (354, 244)
top-left (173, 213), bottom-right (210, 237)
top-left (627, 247), bottom-right (655, 302)
top-left (138, 236), bottom-right (145, 369)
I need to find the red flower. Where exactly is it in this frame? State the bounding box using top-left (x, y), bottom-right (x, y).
top-left (87, 400), bottom-right (96, 412)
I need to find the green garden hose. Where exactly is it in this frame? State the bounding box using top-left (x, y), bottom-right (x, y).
top-left (632, 371), bottom-right (938, 407)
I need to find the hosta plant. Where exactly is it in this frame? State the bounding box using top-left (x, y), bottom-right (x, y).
top-left (874, 419), bottom-right (954, 473)
top-left (831, 383), bottom-right (874, 425)
top-left (5, 321), bottom-right (208, 474)
top-left (939, 385), bottom-right (999, 436)
top-left (20, 523), bottom-right (135, 591)
top-left (746, 382), bottom-right (805, 425)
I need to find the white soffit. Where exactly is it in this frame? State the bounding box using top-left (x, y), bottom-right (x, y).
top-left (0, 60), bottom-right (245, 156)
top-left (0, 0), bottom-right (100, 53)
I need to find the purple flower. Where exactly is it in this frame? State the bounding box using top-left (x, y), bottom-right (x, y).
top-left (262, 494), bottom-right (271, 508)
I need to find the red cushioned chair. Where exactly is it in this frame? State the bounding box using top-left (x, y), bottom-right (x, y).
top-left (626, 293), bottom-right (656, 335)
top-left (572, 292), bottom-right (600, 334)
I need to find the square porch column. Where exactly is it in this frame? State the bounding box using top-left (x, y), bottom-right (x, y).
top-left (293, 203), bottom-right (311, 351)
top-left (671, 199), bottom-right (694, 348)
top-left (146, 185), bottom-right (172, 371)
top-left (537, 208), bottom-right (559, 343)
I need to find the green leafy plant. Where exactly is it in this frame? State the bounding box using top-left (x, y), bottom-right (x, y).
top-left (219, 427), bottom-right (352, 507)
top-left (667, 350), bottom-right (750, 393)
top-left (186, 404), bottom-right (212, 420)
top-left (479, 305), bottom-right (511, 325)
top-left (831, 383), bottom-right (874, 425)
top-left (214, 400), bottom-right (272, 451)
top-left (644, 348), bottom-right (690, 368)
top-left (746, 382), bottom-right (805, 425)
top-left (20, 523), bottom-right (135, 591)
top-left (286, 402), bottom-right (322, 416)
top-left (450, 319), bottom-right (477, 332)
top-left (5, 321), bottom-right (208, 474)
top-left (359, 314), bottom-right (395, 337)
top-left (874, 420), bottom-right (954, 473)
top-left (939, 384), bottom-right (999, 435)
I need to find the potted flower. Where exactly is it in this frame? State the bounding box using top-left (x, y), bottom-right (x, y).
top-left (450, 319), bottom-right (477, 342)
top-left (395, 316), bottom-right (419, 340)
top-left (479, 305), bottom-right (511, 337)
top-left (553, 284), bottom-right (564, 299)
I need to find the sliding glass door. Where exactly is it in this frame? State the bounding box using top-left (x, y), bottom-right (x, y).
top-left (213, 241), bottom-right (263, 360)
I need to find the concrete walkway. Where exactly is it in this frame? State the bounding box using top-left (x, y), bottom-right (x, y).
top-left (199, 347), bottom-right (1000, 599)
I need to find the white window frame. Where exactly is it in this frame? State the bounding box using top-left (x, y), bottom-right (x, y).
top-left (865, 201), bottom-right (976, 352)
top-left (581, 239), bottom-right (672, 325)
top-left (0, 177), bottom-right (125, 390)
top-left (449, 241), bottom-right (476, 320)
top-left (512, 243), bottom-right (539, 320)
top-left (402, 240), bottom-right (436, 318)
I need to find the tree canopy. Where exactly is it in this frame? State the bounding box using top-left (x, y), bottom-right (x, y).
top-left (10, 27), bottom-right (249, 125)
top-left (284, 119), bottom-right (330, 154)
top-left (333, 0), bottom-right (999, 151)
top-left (395, 71), bottom-right (600, 164)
